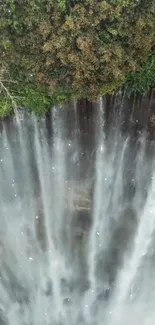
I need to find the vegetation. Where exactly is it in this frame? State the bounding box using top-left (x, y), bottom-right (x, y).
top-left (1, 0), bottom-right (155, 116)
top-left (125, 52), bottom-right (155, 95)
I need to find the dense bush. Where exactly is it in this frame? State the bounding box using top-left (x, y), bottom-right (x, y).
top-left (125, 52), bottom-right (155, 95)
top-left (1, 0), bottom-right (155, 115)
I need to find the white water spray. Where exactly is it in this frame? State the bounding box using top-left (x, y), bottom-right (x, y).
top-left (0, 104), bottom-right (154, 325)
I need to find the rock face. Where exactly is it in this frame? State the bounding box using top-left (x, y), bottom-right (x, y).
top-left (104, 89), bottom-right (155, 139)
top-left (64, 180), bottom-right (92, 212)
top-left (64, 180), bottom-right (93, 237)
top-left (35, 180), bottom-right (93, 250)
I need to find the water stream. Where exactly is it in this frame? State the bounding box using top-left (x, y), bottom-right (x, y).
top-left (0, 101), bottom-right (154, 324)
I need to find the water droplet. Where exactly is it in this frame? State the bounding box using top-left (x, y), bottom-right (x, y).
top-left (104, 178), bottom-right (107, 181)
top-left (68, 143), bottom-right (71, 147)
top-left (85, 305), bottom-right (88, 308)
top-left (96, 232), bottom-right (100, 236)
top-left (0, 159), bottom-right (3, 162)
top-left (36, 215), bottom-right (39, 219)
top-left (15, 194), bottom-right (17, 197)
top-left (29, 257), bottom-right (33, 261)
top-left (52, 166), bottom-right (55, 170)
top-left (12, 184), bottom-right (15, 187)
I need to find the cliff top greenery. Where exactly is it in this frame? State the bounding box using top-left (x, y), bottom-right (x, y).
top-left (1, 0), bottom-right (155, 116)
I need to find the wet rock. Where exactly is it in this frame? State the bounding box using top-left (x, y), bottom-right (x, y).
top-left (71, 209), bottom-right (92, 237)
top-left (104, 89), bottom-right (155, 139)
top-left (65, 180), bottom-right (92, 212)
top-left (65, 180), bottom-right (93, 238)
top-left (35, 180), bottom-right (93, 250)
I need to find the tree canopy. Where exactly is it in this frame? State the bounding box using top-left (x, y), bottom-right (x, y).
top-left (1, 0), bottom-right (155, 115)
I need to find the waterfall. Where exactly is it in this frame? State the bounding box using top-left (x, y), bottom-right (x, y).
top-left (0, 102), bottom-right (154, 325)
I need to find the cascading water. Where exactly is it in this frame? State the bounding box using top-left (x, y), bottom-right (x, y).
top-left (0, 101), bottom-right (155, 325)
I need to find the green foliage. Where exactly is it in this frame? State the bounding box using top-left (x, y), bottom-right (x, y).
top-left (21, 82), bottom-right (74, 115)
top-left (0, 72), bottom-right (75, 117)
top-left (0, 98), bottom-right (13, 118)
top-left (1, 0), bottom-right (155, 116)
top-left (57, 0), bottom-right (67, 12)
top-left (125, 53), bottom-right (155, 95)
